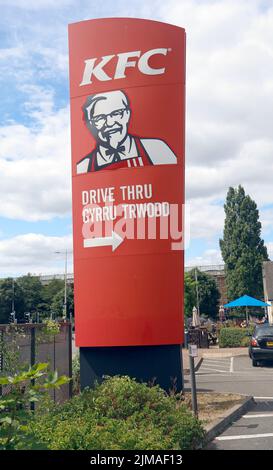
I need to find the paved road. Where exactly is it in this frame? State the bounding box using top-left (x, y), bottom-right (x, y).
top-left (185, 355), bottom-right (273, 449)
top-left (195, 356), bottom-right (273, 396)
top-left (207, 400), bottom-right (273, 450)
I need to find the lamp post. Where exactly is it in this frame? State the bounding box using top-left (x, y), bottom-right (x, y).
top-left (10, 278), bottom-right (17, 324)
top-left (194, 267), bottom-right (200, 317)
top-left (55, 249), bottom-right (71, 322)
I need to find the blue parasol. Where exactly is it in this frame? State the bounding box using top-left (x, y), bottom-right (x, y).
top-left (224, 295), bottom-right (270, 308)
top-left (224, 295), bottom-right (270, 325)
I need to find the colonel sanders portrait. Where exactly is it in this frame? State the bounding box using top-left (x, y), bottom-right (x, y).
top-left (76, 90), bottom-right (177, 174)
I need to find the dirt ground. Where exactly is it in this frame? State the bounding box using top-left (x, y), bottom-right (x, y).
top-left (183, 392), bottom-right (245, 424)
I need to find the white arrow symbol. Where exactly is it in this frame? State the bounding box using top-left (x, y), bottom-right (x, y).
top-left (83, 231), bottom-right (124, 252)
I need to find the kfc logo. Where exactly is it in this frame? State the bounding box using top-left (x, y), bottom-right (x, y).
top-left (80, 48), bottom-right (170, 86)
top-left (77, 90), bottom-right (177, 174)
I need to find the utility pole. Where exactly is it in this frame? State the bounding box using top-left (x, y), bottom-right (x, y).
top-left (55, 249), bottom-right (71, 322)
top-left (188, 344), bottom-right (198, 417)
top-left (12, 277), bottom-right (15, 313)
top-left (195, 267), bottom-right (200, 316)
top-left (64, 248), bottom-right (68, 321)
top-left (11, 278), bottom-right (17, 324)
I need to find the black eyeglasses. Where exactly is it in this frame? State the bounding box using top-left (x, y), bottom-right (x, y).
top-left (90, 108), bottom-right (129, 129)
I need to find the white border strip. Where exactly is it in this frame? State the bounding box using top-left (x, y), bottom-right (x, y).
top-left (216, 433), bottom-right (273, 441)
top-left (254, 397), bottom-right (273, 400)
top-left (230, 357), bottom-right (234, 373)
top-left (243, 413), bottom-right (273, 418)
top-left (200, 367), bottom-right (228, 373)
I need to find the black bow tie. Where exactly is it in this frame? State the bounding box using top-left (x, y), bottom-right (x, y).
top-left (105, 145), bottom-right (126, 162)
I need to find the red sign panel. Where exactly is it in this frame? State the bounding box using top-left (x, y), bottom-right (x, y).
top-left (68, 18), bottom-right (185, 347)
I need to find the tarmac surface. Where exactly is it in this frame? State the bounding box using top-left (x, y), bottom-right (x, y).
top-left (184, 347), bottom-right (273, 450)
top-left (182, 346), bottom-right (247, 372)
top-left (207, 400), bottom-right (273, 450)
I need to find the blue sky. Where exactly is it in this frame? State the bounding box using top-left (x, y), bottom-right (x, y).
top-left (0, 0), bottom-right (273, 276)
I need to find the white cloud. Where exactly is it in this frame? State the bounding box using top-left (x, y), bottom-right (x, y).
top-left (186, 248), bottom-right (224, 268)
top-left (0, 0), bottom-right (73, 9)
top-left (260, 208), bottom-right (273, 235)
top-left (266, 243), bottom-right (273, 260)
top-left (0, 0), bottom-right (273, 260)
top-left (187, 199), bottom-right (224, 239)
top-left (0, 233), bottom-right (73, 276)
top-left (0, 102), bottom-right (71, 221)
top-left (186, 138), bottom-right (273, 207)
top-left (165, 0), bottom-right (273, 241)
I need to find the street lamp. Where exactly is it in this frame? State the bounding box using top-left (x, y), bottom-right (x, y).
top-left (10, 278), bottom-right (17, 324)
top-left (54, 249), bottom-right (72, 322)
top-left (194, 267), bottom-right (200, 317)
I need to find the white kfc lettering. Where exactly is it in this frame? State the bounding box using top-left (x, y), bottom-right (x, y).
top-left (80, 55), bottom-right (115, 85)
top-left (138, 48), bottom-right (168, 75)
top-left (115, 50), bottom-right (141, 79)
top-left (80, 48), bottom-right (169, 86)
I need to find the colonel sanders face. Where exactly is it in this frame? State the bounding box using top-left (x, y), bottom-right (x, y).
top-left (84, 90), bottom-right (131, 150)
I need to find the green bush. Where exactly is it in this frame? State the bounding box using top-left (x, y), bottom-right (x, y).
top-left (240, 336), bottom-right (252, 347)
top-left (0, 363), bottom-right (70, 450)
top-left (219, 327), bottom-right (253, 348)
top-left (28, 376), bottom-right (204, 450)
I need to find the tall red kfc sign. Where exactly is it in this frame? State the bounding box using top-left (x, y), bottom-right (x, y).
top-left (68, 18), bottom-right (185, 348)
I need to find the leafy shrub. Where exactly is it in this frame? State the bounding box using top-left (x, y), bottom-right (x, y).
top-left (0, 363), bottom-right (70, 450)
top-left (219, 327), bottom-right (253, 348)
top-left (240, 336), bottom-right (252, 347)
top-left (41, 319), bottom-right (60, 337)
top-left (28, 376), bottom-right (204, 450)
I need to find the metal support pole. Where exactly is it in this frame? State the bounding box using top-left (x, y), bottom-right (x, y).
top-left (189, 354), bottom-right (198, 418)
top-left (54, 249), bottom-right (71, 321)
top-left (30, 327), bottom-right (36, 412)
top-left (195, 267), bottom-right (200, 317)
top-left (12, 278), bottom-right (15, 313)
top-left (0, 329), bottom-right (4, 397)
top-left (63, 249), bottom-right (68, 321)
top-left (246, 306), bottom-right (249, 326)
top-left (68, 322), bottom-right (73, 398)
top-left (53, 334), bottom-right (56, 403)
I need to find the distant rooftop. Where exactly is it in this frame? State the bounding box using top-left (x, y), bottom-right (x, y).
top-left (1, 265), bottom-right (226, 283)
top-left (39, 273), bottom-right (74, 285)
top-left (185, 264), bottom-right (225, 273)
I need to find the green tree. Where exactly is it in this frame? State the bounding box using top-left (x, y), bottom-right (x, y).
top-left (0, 279), bottom-right (25, 324)
top-left (42, 279), bottom-right (64, 304)
top-left (184, 269), bottom-right (220, 319)
top-left (16, 274), bottom-right (44, 314)
top-left (219, 185), bottom-right (269, 301)
top-left (40, 279), bottom-right (65, 318)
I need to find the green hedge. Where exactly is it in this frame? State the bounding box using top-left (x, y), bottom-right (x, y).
top-left (27, 376), bottom-right (205, 450)
top-left (219, 327), bottom-right (253, 348)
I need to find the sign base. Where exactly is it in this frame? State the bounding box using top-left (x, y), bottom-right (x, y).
top-left (80, 344), bottom-right (183, 392)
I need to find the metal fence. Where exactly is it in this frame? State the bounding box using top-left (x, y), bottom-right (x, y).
top-left (0, 322), bottom-right (72, 403)
top-left (187, 327), bottom-right (209, 348)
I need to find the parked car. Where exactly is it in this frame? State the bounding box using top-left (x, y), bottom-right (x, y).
top-left (249, 324), bottom-right (273, 367)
